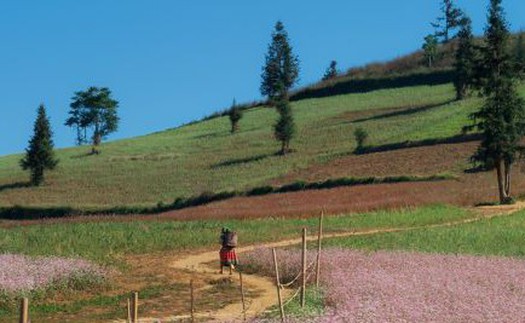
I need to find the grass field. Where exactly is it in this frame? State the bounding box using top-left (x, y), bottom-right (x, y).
top-left (0, 205), bottom-right (469, 265)
top-left (0, 83), bottom-right (485, 209)
top-left (322, 208), bottom-right (525, 257)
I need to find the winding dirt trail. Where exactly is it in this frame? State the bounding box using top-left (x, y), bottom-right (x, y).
top-left (115, 202), bottom-right (525, 322)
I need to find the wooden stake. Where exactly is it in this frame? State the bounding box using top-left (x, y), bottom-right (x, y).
top-left (19, 298), bottom-right (28, 323)
top-left (272, 248), bottom-right (285, 322)
top-left (126, 297), bottom-right (131, 323)
top-left (190, 279), bottom-right (195, 323)
top-left (239, 271), bottom-right (247, 321)
top-left (301, 227), bottom-right (307, 308)
top-left (316, 211), bottom-right (324, 288)
top-left (132, 292), bottom-right (138, 323)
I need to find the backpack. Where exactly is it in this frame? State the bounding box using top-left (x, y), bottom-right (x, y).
top-left (223, 231), bottom-right (238, 247)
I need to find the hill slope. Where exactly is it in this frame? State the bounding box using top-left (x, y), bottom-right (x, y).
top-left (1, 82), bottom-right (483, 208)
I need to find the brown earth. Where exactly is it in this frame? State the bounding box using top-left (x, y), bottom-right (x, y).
top-left (5, 142), bottom-right (525, 229)
top-left (274, 141), bottom-right (478, 184)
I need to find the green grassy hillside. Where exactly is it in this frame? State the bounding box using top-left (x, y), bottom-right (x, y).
top-left (0, 82), bottom-right (522, 209)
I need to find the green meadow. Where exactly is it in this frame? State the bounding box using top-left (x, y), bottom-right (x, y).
top-left (0, 83), bottom-right (490, 208)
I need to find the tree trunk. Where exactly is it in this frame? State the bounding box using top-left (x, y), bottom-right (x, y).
top-left (496, 159), bottom-right (509, 203)
top-left (504, 160), bottom-right (512, 198)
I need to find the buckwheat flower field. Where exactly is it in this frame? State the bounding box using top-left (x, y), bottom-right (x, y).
top-left (245, 248), bottom-right (525, 322)
top-left (0, 254), bottom-right (107, 298)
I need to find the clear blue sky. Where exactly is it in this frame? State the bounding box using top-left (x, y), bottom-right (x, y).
top-left (1, 0), bottom-right (524, 156)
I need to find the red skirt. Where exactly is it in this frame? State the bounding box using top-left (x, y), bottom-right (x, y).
top-left (220, 247), bottom-right (238, 266)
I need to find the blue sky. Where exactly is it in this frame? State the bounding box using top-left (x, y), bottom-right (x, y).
top-left (1, 0), bottom-right (524, 156)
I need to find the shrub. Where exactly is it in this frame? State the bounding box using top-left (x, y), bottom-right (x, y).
top-left (353, 127), bottom-right (368, 152)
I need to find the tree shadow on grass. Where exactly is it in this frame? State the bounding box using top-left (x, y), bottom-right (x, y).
top-left (356, 133), bottom-right (482, 155)
top-left (351, 99), bottom-right (457, 124)
top-left (0, 182), bottom-right (31, 193)
top-left (212, 153), bottom-right (274, 169)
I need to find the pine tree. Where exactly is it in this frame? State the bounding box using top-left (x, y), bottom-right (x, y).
top-left (228, 99), bottom-right (243, 134)
top-left (422, 34), bottom-right (439, 68)
top-left (65, 87), bottom-right (119, 154)
top-left (322, 60), bottom-right (338, 81)
top-left (515, 32), bottom-right (525, 76)
top-left (260, 21), bottom-right (300, 104)
top-left (20, 104), bottom-right (59, 186)
top-left (468, 0), bottom-right (525, 204)
top-left (431, 0), bottom-right (463, 43)
top-left (454, 15), bottom-right (478, 100)
top-left (274, 94), bottom-right (295, 155)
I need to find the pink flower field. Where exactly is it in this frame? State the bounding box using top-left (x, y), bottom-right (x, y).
top-left (245, 248), bottom-right (525, 322)
top-left (0, 254), bottom-right (107, 295)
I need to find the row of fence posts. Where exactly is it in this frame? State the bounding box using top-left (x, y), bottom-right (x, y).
top-left (273, 211), bottom-right (324, 323)
top-left (17, 212), bottom-right (323, 323)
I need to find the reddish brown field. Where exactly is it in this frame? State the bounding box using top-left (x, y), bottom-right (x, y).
top-left (274, 141), bottom-right (478, 184)
top-left (4, 141), bottom-right (525, 228)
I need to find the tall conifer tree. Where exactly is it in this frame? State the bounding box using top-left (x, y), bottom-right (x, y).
top-left (20, 104), bottom-right (59, 186)
top-left (273, 90), bottom-right (295, 155)
top-left (454, 15), bottom-right (477, 100)
top-left (260, 21), bottom-right (300, 103)
top-left (432, 0), bottom-right (463, 43)
top-left (468, 0), bottom-right (525, 203)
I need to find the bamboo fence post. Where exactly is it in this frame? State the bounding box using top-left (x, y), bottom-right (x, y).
top-left (190, 279), bottom-right (195, 323)
top-left (316, 211), bottom-right (324, 288)
top-left (272, 248), bottom-right (285, 323)
top-left (301, 228), bottom-right (307, 308)
top-left (132, 292), bottom-right (138, 323)
top-left (19, 297), bottom-right (28, 323)
top-left (239, 271), bottom-right (247, 321)
top-left (126, 297), bottom-right (131, 323)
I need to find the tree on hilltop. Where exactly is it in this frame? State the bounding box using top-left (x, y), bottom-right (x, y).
top-left (322, 60), bottom-right (338, 81)
top-left (432, 0), bottom-right (464, 43)
top-left (261, 21), bottom-right (300, 104)
top-left (20, 104), bottom-right (59, 186)
top-left (422, 34), bottom-right (439, 68)
top-left (454, 15), bottom-right (478, 100)
top-left (65, 87), bottom-right (119, 154)
top-left (467, 0), bottom-right (525, 204)
top-left (228, 98), bottom-right (243, 134)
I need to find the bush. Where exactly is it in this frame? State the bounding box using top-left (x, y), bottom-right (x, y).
top-left (354, 127), bottom-right (368, 152)
top-left (247, 186), bottom-right (275, 196)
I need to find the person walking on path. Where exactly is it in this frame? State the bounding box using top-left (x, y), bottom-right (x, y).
top-left (219, 227), bottom-right (238, 275)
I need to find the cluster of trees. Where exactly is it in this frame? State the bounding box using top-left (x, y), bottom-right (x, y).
top-left (422, 0), bottom-right (525, 203)
top-left (464, 0), bottom-right (525, 203)
top-left (21, 87), bottom-right (119, 186)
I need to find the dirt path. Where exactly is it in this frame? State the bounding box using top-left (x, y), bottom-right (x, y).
top-left (114, 202), bottom-right (525, 322)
